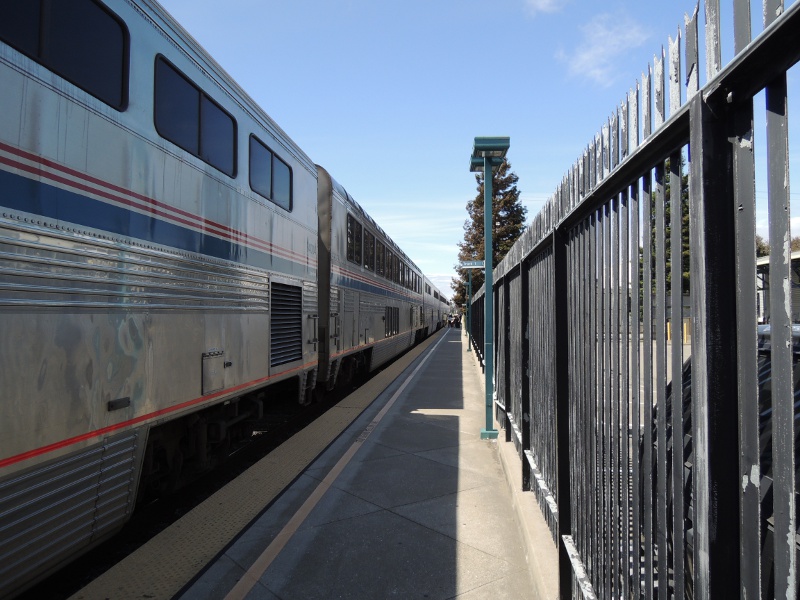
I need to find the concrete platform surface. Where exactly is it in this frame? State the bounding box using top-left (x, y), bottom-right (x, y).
top-left (180, 327), bottom-right (549, 599)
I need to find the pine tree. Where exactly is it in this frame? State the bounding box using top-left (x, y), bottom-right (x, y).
top-left (451, 158), bottom-right (527, 307)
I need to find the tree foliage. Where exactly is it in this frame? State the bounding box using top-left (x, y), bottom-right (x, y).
top-left (451, 158), bottom-right (527, 307)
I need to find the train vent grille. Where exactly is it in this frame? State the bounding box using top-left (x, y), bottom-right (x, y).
top-left (271, 282), bottom-right (303, 367)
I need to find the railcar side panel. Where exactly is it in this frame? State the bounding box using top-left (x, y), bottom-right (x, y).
top-left (0, 0), bottom-right (318, 595)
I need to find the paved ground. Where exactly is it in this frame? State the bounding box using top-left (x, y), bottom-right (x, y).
top-left (183, 327), bottom-right (542, 599)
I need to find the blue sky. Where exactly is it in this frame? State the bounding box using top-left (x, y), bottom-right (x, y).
top-left (157, 0), bottom-right (798, 298)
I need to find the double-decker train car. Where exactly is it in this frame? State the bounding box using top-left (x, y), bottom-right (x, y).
top-left (0, 0), bottom-right (447, 596)
top-left (317, 166), bottom-right (426, 390)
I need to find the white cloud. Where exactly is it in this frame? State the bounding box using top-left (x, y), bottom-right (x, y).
top-left (558, 13), bottom-right (650, 87)
top-left (525, 0), bottom-right (563, 17)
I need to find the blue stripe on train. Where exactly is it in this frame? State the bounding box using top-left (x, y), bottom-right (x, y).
top-left (0, 168), bottom-right (311, 276)
top-left (331, 271), bottom-right (422, 303)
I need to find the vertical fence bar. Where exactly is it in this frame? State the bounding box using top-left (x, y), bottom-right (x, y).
top-left (589, 211), bottom-right (600, 595)
top-left (765, 56), bottom-right (796, 600)
top-left (688, 90), bottom-right (741, 600)
top-left (555, 224), bottom-right (573, 600)
top-left (503, 277), bottom-right (511, 443)
top-left (669, 149), bottom-right (685, 600)
top-left (618, 96), bottom-right (632, 599)
top-left (654, 158), bottom-right (668, 600)
top-left (611, 193), bottom-right (622, 598)
top-left (642, 169), bottom-right (655, 600)
top-left (630, 77), bottom-right (643, 596)
top-left (579, 221), bottom-right (592, 580)
top-left (575, 227), bottom-right (588, 585)
top-left (685, 7), bottom-right (699, 99)
top-left (629, 178), bottom-right (641, 598)
top-left (655, 49), bottom-right (666, 130)
top-left (669, 32), bottom-right (681, 119)
top-left (733, 94), bottom-right (761, 600)
top-left (603, 204), bottom-right (612, 600)
top-left (704, 0), bottom-right (721, 80)
top-left (620, 185), bottom-right (630, 600)
top-left (730, 2), bottom-right (761, 598)
top-left (521, 257), bottom-right (531, 492)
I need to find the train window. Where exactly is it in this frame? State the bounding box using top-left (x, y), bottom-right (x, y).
top-left (0, 2), bottom-right (40, 57)
top-left (376, 242), bottom-right (385, 278)
top-left (155, 57), bottom-right (236, 177)
top-left (347, 214), bottom-right (362, 265)
top-left (386, 250), bottom-right (394, 281)
top-left (201, 95), bottom-right (235, 175)
top-left (250, 137), bottom-right (272, 200)
top-left (354, 220), bottom-right (362, 264)
top-left (385, 306), bottom-right (399, 336)
top-left (250, 136), bottom-right (293, 211)
top-left (273, 157), bottom-right (291, 209)
top-left (0, 0), bottom-right (128, 110)
top-left (156, 60), bottom-right (199, 157)
top-left (364, 230), bottom-right (375, 271)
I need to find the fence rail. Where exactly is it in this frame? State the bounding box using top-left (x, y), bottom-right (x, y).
top-left (470, 2), bottom-right (800, 598)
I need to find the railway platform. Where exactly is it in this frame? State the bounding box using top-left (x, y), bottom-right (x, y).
top-left (72, 326), bottom-right (557, 599)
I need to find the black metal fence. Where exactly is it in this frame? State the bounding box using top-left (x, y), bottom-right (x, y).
top-left (469, 3), bottom-right (800, 598)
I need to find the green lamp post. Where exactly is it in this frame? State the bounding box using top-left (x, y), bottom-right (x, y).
top-left (469, 136), bottom-right (509, 440)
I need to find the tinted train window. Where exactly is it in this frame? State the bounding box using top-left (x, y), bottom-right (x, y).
top-left (364, 231), bottom-right (375, 271)
top-left (386, 250), bottom-right (395, 281)
top-left (155, 60), bottom-right (199, 155)
top-left (155, 57), bottom-right (236, 177)
top-left (376, 242), bottom-right (385, 278)
top-left (273, 157), bottom-right (291, 209)
top-left (347, 214), bottom-right (362, 265)
top-left (201, 95), bottom-right (235, 175)
top-left (249, 136), bottom-right (292, 211)
top-left (249, 137), bottom-right (272, 199)
top-left (0, 0), bottom-right (127, 109)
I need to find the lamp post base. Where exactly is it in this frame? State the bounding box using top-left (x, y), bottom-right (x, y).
top-left (480, 428), bottom-right (499, 440)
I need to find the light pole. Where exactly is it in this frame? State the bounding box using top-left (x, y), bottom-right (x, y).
top-left (469, 136), bottom-right (509, 440)
top-left (467, 270), bottom-right (471, 352)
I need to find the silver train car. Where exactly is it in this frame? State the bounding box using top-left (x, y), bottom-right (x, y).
top-left (316, 166), bottom-right (447, 392)
top-left (0, 0), bottom-right (447, 596)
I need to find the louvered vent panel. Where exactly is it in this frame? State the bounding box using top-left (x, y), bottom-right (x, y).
top-left (271, 282), bottom-right (303, 367)
top-left (0, 431), bottom-right (141, 598)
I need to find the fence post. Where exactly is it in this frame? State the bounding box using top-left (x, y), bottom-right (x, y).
top-left (688, 92), bottom-right (741, 599)
top-left (502, 276), bottom-right (511, 442)
top-left (553, 227), bottom-right (573, 599)
top-left (521, 259), bottom-right (531, 491)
